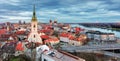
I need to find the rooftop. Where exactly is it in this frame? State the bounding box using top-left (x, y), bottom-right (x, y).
top-left (43, 49), bottom-right (85, 61)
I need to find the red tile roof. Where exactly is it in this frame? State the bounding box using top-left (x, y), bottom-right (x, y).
top-left (0, 29), bottom-right (7, 35)
top-left (16, 31), bottom-right (25, 35)
top-left (40, 35), bottom-right (49, 39)
top-left (39, 29), bottom-right (51, 33)
top-left (44, 37), bottom-right (59, 44)
top-left (15, 42), bottom-right (24, 51)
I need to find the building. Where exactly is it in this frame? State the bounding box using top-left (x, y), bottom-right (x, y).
top-left (28, 5), bottom-right (42, 43)
top-left (86, 31), bottom-right (116, 44)
top-left (36, 45), bottom-right (85, 61)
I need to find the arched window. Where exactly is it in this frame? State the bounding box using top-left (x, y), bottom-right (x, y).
top-left (34, 35), bottom-right (35, 38)
top-left (34, 25), bottom-right (36, 28)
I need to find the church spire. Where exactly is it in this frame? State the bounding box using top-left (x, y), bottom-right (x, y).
top-left (32, 4), bottom-right (37, 21)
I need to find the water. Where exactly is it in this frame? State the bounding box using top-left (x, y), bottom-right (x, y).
top-left (71, 24), bottom-right (120, 38)
top-left (70, 24), bottom-right (120, 61)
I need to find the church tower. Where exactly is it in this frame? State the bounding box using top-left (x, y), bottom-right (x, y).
top-left (31, 5), bottom-right (37, 33)
top-left (28, 5), bottom-right (42, 43)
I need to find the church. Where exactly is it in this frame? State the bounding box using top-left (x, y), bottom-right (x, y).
top-left (28, 5), bottom-right (42, 43)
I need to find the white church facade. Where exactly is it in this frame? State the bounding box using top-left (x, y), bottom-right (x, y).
top-left (28, 5), bottom-right (42, 43)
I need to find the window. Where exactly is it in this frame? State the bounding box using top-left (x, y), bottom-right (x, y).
top-left (34, 25), bottom-right (36, 28)
top-left (34, 35), bottom-right (35, 38)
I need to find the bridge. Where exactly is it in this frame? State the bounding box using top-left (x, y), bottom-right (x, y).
top-left (75, 50), bottom-right (120, 58)
top-left (100, 51), bottom-right (120, 58)
top-left (61, 43), bottom-right (120, 58)
top-left (61, 43), bottom-right (120, 52)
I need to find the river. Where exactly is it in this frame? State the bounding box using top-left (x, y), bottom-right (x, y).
top-left (70, 24), bottom-right (120, 61)
top-left (71, 24), bottom-right (120, 38)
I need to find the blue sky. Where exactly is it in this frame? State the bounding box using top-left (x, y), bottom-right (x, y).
top-left (0, 0), bottom-right (120, 23)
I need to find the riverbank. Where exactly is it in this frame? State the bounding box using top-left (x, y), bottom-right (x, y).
top-left (69, 52), bottom-right (120, 61)
top-left (80, 23), bottom-right (120, 32)
top-left (69, 24), bottom-right (120, 61)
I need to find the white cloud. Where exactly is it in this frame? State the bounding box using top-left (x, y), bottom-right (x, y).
top-left (0, 9), bottom-right (9, 11)
top-left (0, 15), bottom-right (30, 20)
top-left (57, 1), bottom-right (108, 14)
top-left (111, 0), bottom-right (120, 3)
top-left (103, 11), bottom-right (120, 16)
top-left (18, 11), bottom-right (32, 16)
top-left (38, 9), bottom-right (60, 17)
top-left (0, 0), bottom-right (120, 23)
top-left (0, 0), bottom-right (20, 5)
